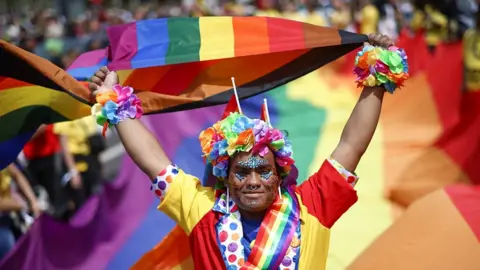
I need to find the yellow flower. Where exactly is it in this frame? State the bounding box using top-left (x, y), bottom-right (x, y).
top-left (365, 74), bottom-right (377, 87)
top-left (366, 52), bottom-right (377, 66)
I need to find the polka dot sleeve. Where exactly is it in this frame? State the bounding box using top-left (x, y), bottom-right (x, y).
top-left (327, 157), bottom-right (359, 187)
top-left (151, 164), bottom-right (216, 235)
top-left (151, 164), bottom-right (180, 201)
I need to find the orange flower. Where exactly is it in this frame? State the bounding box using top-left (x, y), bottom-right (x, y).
top-left (96, 90), bottom-right (118, 105)
top-left (357, 52), bottom-right (370, 69)
top-left (199, 127), bottom-right (216, 154)
top-left (237, 129), bottom-right (254, 148)
top-left (387, 72), bottom-right (409, 83)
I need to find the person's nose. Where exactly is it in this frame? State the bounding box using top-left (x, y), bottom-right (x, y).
top-left (246, 173), bottom-right (262, 191)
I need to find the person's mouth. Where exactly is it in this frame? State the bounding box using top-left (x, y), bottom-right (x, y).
top-left (242, 192), bottom-right (264, 198)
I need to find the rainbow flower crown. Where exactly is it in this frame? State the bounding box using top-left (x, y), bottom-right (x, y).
top-left (198, 110), bottom-right (295, 182)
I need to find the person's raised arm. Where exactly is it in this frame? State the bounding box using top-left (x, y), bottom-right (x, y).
top-left (7, 164), bottom-right (41, 217)
top-left (88, 68), bottom-right (170, 179)
top-left (297, 34), bottom-right (406, 228)
top-left (331, 33), bottom-right (395, 172)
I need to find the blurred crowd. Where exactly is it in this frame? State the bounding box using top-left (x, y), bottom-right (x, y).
top-left (1, 0), bottom-right (479, 67)
top-left (1, 0), bottom-right (480, 262)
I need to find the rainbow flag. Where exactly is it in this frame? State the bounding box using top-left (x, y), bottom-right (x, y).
top-left (1, 17), bottom-right (368, 170)
top-left (0, 40), bottom-right (90, 169)
top-left (69, 16), bottom-right (368, 114)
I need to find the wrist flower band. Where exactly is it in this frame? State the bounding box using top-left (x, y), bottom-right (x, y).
top-left (353, 45), bottom-right (409, 93)
top-left (91, 84), bottom-right (143, 136)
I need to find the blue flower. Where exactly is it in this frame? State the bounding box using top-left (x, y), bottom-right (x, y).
top-left (102, 100), bottom-right (120, 125)
top-left (209, 140), bottom-right (228, 160)
top-left (217, 140), bottom-right (228, 156)
top-left (232, 115), bottom-right (254, 133)
top-left (213, 162), bottom-right (228, 178)
top-left (402, 60), bottom-right (409, 73)
top-left (384, 82), bottom-right (396, 93)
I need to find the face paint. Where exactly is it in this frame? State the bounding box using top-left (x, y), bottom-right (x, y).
top-left (260, 171), bottom-right (273, 180)
top-left (235, 172), bottom-right (246, 181)
top-left (237, 156), bottom-right (267, 169)
top-left (228, 151), bottom-right (279, 214)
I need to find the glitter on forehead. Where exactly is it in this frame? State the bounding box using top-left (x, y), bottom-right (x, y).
top-left (237, 156), bottom-right (268, 169)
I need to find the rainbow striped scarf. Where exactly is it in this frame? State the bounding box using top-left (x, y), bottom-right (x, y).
top-left (242, 187), bottom-right (300, 269)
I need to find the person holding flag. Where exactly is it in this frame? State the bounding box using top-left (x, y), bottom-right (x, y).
top-left (87, 32), bottom-right (408, 269)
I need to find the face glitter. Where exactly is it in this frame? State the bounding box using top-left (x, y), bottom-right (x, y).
top-left (237, 156), bottom-right (267, 169)
top-left (235, 172), bottom-right (246, 181)
top-left (260, 171), bottom-right (273, 180)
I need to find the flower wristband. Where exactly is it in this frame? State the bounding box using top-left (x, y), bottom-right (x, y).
top-left (91, 84), bottom-right (144, 136)
top-left (353, 45), bottom-right (409, 93)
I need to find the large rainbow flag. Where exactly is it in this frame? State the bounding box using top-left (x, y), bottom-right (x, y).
top-left (0, 16), bottom-right (367, 170)
top-left (1, 18), bottom-right (480, 270)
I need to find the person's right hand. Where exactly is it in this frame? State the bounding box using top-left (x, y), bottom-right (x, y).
top-left (29, 200), bottom-right (42, 218)
top-left (88, 66), bottom-right (119, 99)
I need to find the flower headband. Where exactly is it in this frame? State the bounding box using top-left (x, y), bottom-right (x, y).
top-left (198, 112), bottom-right (295, 183)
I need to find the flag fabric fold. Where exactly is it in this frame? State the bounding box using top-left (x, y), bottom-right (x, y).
top-left (348, 185), bottom-right (480, 270)
top-left (0, 40), bottom-right (91, 169)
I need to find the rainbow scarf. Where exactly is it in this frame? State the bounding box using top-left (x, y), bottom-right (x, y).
top-left (243, 187), bottom-right (300, 269)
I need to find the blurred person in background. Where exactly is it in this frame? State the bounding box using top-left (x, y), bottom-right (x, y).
top-left (255, 0), bottom-right (283, 17)
top-left (0, 163), bottom-right (41, 260)
top-left (456, 0), bottom-right (478, 38)
top-left (354, 0), bottom-right (380, 34)
top-left (23, 125), bottom-right (80, 220)
top-left (410, 0), bottom-right (459, 52)
top-left (291, 0), bottom-right (328, 26)
top-left (53, 116), bottom-right (105, 212)
top-left (375, 0), bottom-right (403, 41)
top-left (462, 4), bottom-right (480, 91)
top-left (330, 0), bottom-right (354, 30)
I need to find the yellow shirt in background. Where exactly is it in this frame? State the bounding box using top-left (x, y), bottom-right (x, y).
top-left (0, 169), bottom-right (11, 198)
top-left (288, 11), bottom-right (327, 26)
top-left (330, 9), bottom-right (351, 29)
top-left (463, 29), bottom-right (480, 91)
top-left (255, 9), bottom-right (282, 18)
top-left (360, 4), bottom-right (379, 34)
top-left (54, 116), bottom-right (98, 172)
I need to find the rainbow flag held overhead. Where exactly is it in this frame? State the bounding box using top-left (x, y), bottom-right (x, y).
top-left (0, 17), bottom-right (367, 170)
top-left (0, 40), bottom-right (90, 169)
top-left (69, 16), bottom-right (368, 114)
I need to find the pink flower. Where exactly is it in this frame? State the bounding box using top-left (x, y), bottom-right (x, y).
top-left (130, 95), bottom-right (143, 118)
top-left (276, 156), bottom-right (294, 167)
top-left (113, 84), bottom-right (134, 104)
top-left (388, 46), bottom-right (399, 52)
top-left (270, 129), bottom-right (283, 141)
top-left (375, 61), bottom-right (390, 73)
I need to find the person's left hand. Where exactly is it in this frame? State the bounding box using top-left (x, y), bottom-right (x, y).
top-left (367, 33), bottom-right (395, 49)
